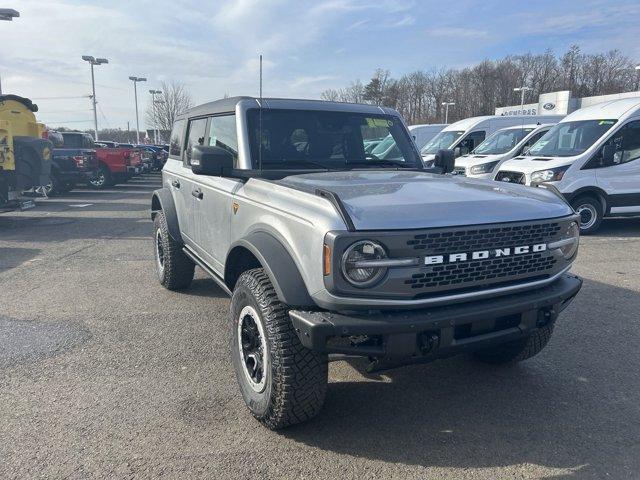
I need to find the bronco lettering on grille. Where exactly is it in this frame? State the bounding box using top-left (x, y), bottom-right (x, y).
top-left (425, 244), bottom-right (547, 265)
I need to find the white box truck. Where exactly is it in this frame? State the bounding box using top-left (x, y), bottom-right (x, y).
top-left (495, 98), bottom-right (640, 233)
top-left (421, 115), bottom-right (564, 166)
top-left (454, 122), bottom-right (562, 179)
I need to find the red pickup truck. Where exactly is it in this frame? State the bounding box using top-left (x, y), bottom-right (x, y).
top-left (89, 144), bottom-right (143, 189)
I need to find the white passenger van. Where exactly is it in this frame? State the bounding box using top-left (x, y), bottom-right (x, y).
top-left (495, 98), bottom-right (640, 233)
top-left (454, 122), bottom-right (562, 179)
top-left (408, 124), bottom-right (447, 150)
top-left (421, 115), bottom-right (563, 166)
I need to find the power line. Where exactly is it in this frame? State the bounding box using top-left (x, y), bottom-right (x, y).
top-left (31, 95), bottom-right (91, 100)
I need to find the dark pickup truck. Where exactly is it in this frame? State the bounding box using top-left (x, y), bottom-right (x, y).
top-left (47, 131), bottom-right (99, 195)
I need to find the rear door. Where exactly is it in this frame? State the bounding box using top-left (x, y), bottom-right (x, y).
top-left (595, 119), bottom-right (640, 214)
top-left (190, 114), bottom-right (242, 273)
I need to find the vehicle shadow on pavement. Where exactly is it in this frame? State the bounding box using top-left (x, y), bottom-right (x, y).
top-left (281, 278), bottom-right (640, 478)
top-left (591, 217), bottom-right (640, 237)
top-left (0, 247), bottom-right (41, 272)
top-left (181, 277), bottom-right (228, 299)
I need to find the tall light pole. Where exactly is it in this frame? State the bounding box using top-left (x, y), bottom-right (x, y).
top-left (0, 9), bottom-right (20, 95)
top-left (149, 89), bottom-right (162, 144)
top-left (129, 76), bottom-right (146, 143)
top-left (82, 56), bottom-right (108, 141)
top-left (441, 102), bottom-right (455, 124)
top-left (513, 86), bottom-right (532, 114)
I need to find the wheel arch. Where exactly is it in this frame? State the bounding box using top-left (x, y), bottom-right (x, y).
top-left (564, 187), bottom-right (609, 214)
top-left (225, 232), bottom-right (314, 307)
top-left (151, 187), bottom-right (184, 244)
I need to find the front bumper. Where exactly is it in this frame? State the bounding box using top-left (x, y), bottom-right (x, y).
top-left (290, 273), bottom-right (581, 365)
top-left (59, 169), bottom-right (98, 182)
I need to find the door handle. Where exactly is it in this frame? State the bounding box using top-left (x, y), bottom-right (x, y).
top-left (171, 179), bottom-right (180, 188)
top-left (191, 188), bottom-right (203, 200)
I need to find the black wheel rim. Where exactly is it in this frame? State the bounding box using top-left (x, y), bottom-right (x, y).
top-left (238, 306), bottom-right (267, 392)
top-left (155, 228), bottom-right (165, 273)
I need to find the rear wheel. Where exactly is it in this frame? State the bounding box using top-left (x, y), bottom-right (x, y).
top-left (474, 324), bottom-right (554, 364)
top-left (153, 211), bottom-right (194, 290)
top-left (571, 195), bottom-right (603, 234)
top-left (230, 268), bottom-right (328, 430)
top-left (89, 165), bottom-right (113, 189)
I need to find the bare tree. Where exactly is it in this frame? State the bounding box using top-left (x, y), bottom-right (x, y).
top-left (145, 81), bottom-right (193, 138)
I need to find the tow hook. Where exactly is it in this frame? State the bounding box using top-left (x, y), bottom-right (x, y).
top-left (537, 308), bottom-right (557, 327)
top-left (419, 332), bottom-right (440, 355)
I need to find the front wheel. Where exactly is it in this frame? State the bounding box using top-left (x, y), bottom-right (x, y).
top-left (89, 165), bottom-right (112, 189)
top-left (473, 324), bottom-right (554, 364)
top-left (571, 195), bottom-right (603, 234)
top-left (230, 268), bottom-right (328, 430)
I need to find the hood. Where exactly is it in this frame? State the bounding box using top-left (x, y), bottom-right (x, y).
top-left (275, 170), bottom-right (572, 230)
top-left (499, 156), bottom-right (577, 175)
top-left (455, 153), bottom-right (506, 169)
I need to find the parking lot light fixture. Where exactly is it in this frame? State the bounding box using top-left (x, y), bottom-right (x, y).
top-left (82, 55), bottom-right (109, 141)
top-left (635, 66), bottom-right (640, 90)
top-left (441, 102), bottom-right (455, 124)
top-left (129, 76), bottom-right (147, 143)
top-left (513, 86), bottom-right (532, 114)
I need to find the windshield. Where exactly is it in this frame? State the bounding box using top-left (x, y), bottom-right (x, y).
top-left (473, 127), bottom-right (534, 155)
top-left (528, 120), bottom-right (617, 157)
top-left (421, 131), bottom-right (464, 154)
top-left (247, 109), bottom-right (420, 170)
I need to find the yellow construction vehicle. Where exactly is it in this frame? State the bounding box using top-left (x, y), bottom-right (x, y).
top-left (0, 94), bottom-right (52, 212)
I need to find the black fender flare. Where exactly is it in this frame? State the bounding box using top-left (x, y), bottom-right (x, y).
top-left (151, 187), bottom-right (184, 244)
top-left (227, 232), bottom-right (314, 307)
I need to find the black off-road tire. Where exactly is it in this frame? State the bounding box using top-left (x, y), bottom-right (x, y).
top-left (153, 211), bottom-right (194, 290)
top-left (571, 195), bottom-right (603, 235)
top-left (473, 324), bottom-right (554, 364)
top-left (230, 268), bottom-right (328, 430)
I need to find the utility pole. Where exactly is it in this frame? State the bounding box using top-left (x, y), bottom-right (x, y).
top-left (441, 102), bottom-right (455, 124)
top-left (82, 56), bottom-right (109, 140)
top-left (149, 89), bottom-right (162, 144)
top-left (128, 76), bottom-right (147, 143)
top-left (513, 86), bottom-right (532, 114)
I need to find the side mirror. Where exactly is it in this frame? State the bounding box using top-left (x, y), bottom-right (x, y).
top-left (601, 144), bottom-right (616, 166)
top-left (453, 147), bottom-right (461, 158)
top-left (190, 145), bottom-right (234, 175)
top-left (434, 149), bottom-right (455, 174)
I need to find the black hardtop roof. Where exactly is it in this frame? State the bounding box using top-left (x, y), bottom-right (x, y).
top-left (178, 96), bottom-right (394, 121)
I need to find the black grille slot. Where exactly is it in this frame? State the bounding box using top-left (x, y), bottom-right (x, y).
top-left (495, 170), bottom-right (525, 184)
top-left (407, 222), bottom-right (561, 253)
top-left (404, 252), bottom-right (557, 290)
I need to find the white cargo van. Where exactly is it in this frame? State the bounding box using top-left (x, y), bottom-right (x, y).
top-left (495, 98), bottom-right (640, 233)
top-left (421, 115), bottom-right (564, 166)
top-left (408, 124), bottom-right (447, 150)
top-left (454, 122), bottom-right (562, 179)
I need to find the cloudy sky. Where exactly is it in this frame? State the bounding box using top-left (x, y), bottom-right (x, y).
top-left (2, 0), bottom-right (639, 130)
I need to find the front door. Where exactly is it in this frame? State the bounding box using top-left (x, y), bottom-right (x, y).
top-left (190, 114), bottom-right (242, 273)
top-left (595, 120), bottom-right (640, 214)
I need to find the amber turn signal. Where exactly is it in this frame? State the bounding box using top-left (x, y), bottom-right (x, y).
top-left (323, 244), bottom-right (331, 276)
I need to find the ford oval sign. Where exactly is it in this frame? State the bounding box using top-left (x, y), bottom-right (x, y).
top-left (543, 102), bottom-right (555, 111)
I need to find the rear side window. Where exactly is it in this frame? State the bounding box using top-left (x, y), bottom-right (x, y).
top-left (82, 134), bottom-right (95, 149)
top-left (207, 115), bottom-right (238, 164)
top-left (61, 133), bottom-right (82, 148)
top-left (169, 119), bottom-right (185, 157)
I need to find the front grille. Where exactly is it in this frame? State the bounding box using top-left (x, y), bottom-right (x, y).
top-left (398, 220), bottom-right (564, 294)
top-left (495, 170), bottom-right (525, 184)
top-left (453, 167), bottom-right (466, 176)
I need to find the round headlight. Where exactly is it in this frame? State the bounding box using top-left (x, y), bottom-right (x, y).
top-left (341, 240), bottom-right (387, 287)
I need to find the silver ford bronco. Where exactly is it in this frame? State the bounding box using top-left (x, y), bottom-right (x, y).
top-left (151, 97), bottom-right (582, 429)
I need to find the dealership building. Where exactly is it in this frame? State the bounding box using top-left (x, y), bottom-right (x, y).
top-left (495, 90), bottom-right (640, 116)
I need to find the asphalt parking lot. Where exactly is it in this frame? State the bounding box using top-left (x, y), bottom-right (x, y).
top-left (1, 173), bottom-right (639, 479)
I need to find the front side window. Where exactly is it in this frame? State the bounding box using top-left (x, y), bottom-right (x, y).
top-left (457, 131), bottom-right (486, 155)
top-left (528, 120), bottom-right (617, 157)
top-left (421, 131), bottom-right (464, 154)
top-left (207, 115), bottom-right (238, 163)
top-left (82, 134), bottom-right (95, 149)
top-left (247, 109), bottom-right (420, 170)
top-left (593, 120), bottom-right (640, 166)
top-left (185, 118), bottom-right (207, 165)
top-left (519, 129), bottom-right (549, 155)
top-left (474, 128), bottom-right (534, 155)
top-left (169, 119), bottom-right (185, 157)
